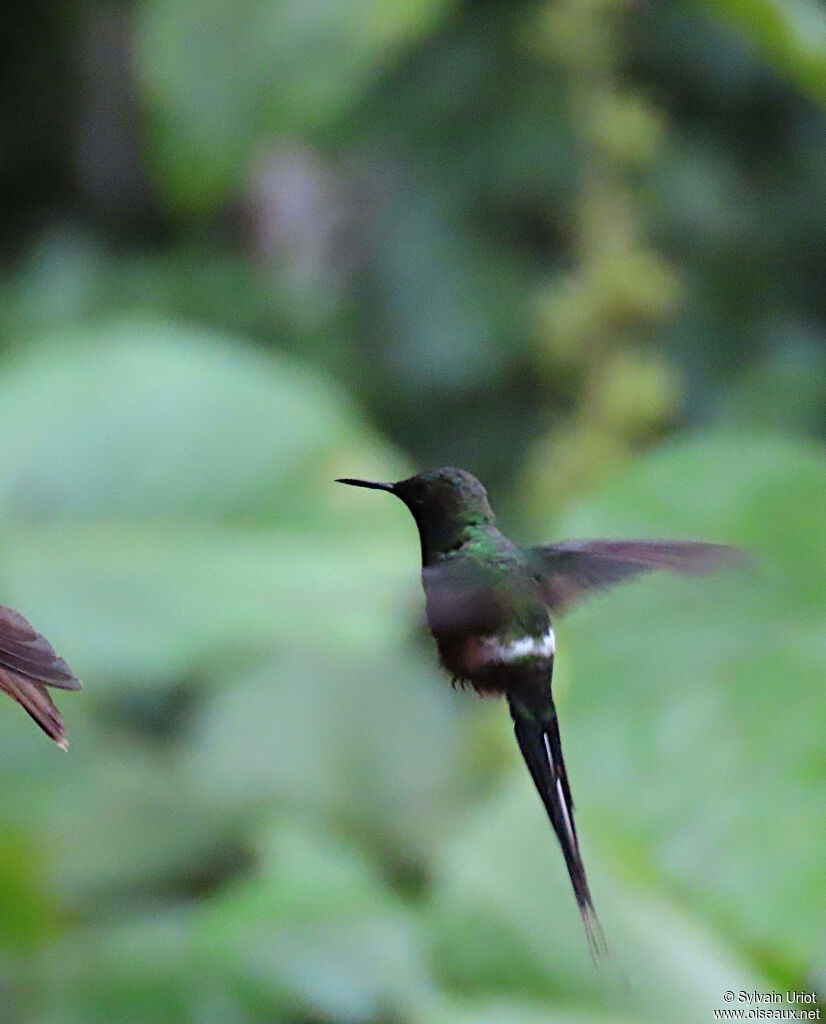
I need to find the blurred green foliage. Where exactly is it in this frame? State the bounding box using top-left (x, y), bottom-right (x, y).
top-left (0, 0), bottom-right (824, 1021)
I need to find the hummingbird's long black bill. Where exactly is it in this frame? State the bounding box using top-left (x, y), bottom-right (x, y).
top-left (335, 478), bottom-right (395, 492)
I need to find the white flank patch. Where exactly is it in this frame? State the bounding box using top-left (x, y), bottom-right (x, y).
top-left (481, 627), bottom-right (555, 663)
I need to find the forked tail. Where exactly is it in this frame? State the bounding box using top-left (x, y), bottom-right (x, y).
top-left (508, 692), bottom-right (607, 961)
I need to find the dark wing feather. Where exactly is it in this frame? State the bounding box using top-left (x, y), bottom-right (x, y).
top-left (421, 562), bottom-right (508, 636)
top-left (531, 539), bottom-right (745, 613)
top-left (0, 605), bottom-right (80, 688)
top-left (0, 667), bottom-right (68, 748)
top-left (0, 605), bottom-right (79, 748)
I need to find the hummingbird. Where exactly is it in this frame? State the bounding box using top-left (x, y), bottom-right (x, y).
top-left (337, 467), bottom-right (742, 958)
top-left (0, 604), bottom-right (80, 750)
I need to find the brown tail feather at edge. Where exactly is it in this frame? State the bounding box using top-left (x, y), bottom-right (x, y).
top-left (0, 667), bottom-right (69, 749)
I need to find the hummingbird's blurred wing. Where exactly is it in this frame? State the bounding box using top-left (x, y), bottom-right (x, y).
top-left (0, 605), bottom-right (80, 748)
top-left (421, 561), bottom-right (512, 636)
top-left (530, 539), bottom-right (745, 613)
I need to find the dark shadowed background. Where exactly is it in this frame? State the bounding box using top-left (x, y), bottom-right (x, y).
top-left (0, 1), bottom-right (824, 1021)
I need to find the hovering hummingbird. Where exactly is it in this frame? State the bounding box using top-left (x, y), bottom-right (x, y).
top-left (338, 467), bottom-right (742, 957)
top-left (0, 604), bottom-right (80, 750)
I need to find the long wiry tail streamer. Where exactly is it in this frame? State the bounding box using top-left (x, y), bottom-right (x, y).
top-left (509, 692), bottom-right (608, 963)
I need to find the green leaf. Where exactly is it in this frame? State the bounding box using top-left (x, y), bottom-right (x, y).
top-left (136, 0), bottom-right (449, 211)
top-left (0, 319), bottom-right (409, 686)
top-left (559, 434), bottom-right (826, 976)
top-left (428, 773), bottom-right (768, 1021)
top-left (43, 747), bottom-right (227, 900)
top-left (195, 820), bottom-right (434, 1021)
top-left (0, 320), bottom-right (384, 523)
top-left (704, 0), bottom-right (826, 109)
top-left (31, 914), bottom-right (214, 1024)
top-left (186, 643), bottom-right (466, 856)
top-left (2, 521), bottom-right (408, 685)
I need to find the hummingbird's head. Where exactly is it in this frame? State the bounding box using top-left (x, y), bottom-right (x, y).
top-left (390, 468), bottom-right (494, 522)
top-left (337, 467), bottom-right (496, 559)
